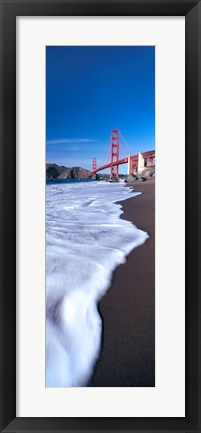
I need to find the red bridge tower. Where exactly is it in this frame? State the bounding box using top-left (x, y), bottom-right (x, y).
top-left (110, 129), bottom-right (119, 177)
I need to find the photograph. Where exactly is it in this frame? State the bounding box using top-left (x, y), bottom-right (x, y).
top-left (46, 46), bottom-right (155, 388)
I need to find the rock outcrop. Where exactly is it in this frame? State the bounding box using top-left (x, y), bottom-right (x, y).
top-left (124, 166), bottom-right (155, 183)
top-left (109, 175), bottom-right (119, 183)
top-left (125, 174), bottom-right (138, 183)
top-left (138, 166), bottom-right (155, 178)
top-left (46, 163), bottom-right (92, 180)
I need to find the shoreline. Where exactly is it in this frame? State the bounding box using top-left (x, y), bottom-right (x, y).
top-left (89, 179), bottom-right (155, 387)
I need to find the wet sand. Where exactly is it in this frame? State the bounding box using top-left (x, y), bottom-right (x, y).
top-left (89, 179), bottom-right (155, 387)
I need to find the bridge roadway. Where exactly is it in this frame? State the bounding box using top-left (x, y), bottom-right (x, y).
top-left (95, 157), bottom-right (128, 173)
top-left (94, 150), bottom-right (155, 173)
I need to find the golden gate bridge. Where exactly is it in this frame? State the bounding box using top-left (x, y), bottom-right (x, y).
top-left (92, 129), bottom-right (155, 178)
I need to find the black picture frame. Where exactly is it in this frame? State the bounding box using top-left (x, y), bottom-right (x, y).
top-left (0, 0), bottom-right (200, 432)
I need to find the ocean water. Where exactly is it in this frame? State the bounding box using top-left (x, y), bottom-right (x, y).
top-left (46, 180), bottom-right (148, 387)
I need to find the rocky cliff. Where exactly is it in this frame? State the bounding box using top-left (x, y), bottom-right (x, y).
top-left (124, 166), bottom-right (155, 183)
top-left (46, 163), bottom-right (92, 180)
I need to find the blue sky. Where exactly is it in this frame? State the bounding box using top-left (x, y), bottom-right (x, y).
top-left (46, 46), bottom-right (155, 174)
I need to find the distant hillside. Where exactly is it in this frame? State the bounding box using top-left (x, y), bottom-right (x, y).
top-left (46, 163), bottom-right (92, 180)
top-left (46, 163), bottom-right (92, 179)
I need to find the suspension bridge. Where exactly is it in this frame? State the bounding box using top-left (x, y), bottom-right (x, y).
top-left (92, 129), bottom-right (155, 178)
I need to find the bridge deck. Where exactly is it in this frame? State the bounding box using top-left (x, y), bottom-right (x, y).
top-left (95, 157), bottom-right (128, 173)
top-left (95, 150), bottom-right (155, 173)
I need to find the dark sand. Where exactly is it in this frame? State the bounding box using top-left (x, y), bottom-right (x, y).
top-left (89, 179), bottom-right (155, 387)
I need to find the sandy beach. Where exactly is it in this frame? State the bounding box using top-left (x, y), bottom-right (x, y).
top-left (89, 178), bottom-right (155, 387)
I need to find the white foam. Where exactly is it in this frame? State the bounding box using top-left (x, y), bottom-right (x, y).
top-left (46, 181), bottom-right (148, 387)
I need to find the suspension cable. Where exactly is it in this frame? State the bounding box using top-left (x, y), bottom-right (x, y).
top-left (119, 131), bottom-right (134, 153)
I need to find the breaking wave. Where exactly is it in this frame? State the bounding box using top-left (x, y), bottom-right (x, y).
top-left (46, 181), bottom-right (148, 387)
